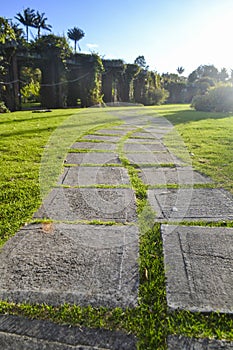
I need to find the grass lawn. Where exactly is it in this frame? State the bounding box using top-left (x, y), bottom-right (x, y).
top-left (160, 105), bottom-right (233, 193)
top-left (0, 104), bottom-right (233, 349)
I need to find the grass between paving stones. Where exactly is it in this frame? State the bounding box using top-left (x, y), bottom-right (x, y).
top-left (117, 128), bottom-right (148, 206)
top-left (91, 132), bottom-right (121, 137)
top-left (31, 218), bottom-right (121, 226)
top-left (67, 149), bottom-right (114, 153)
top-left (57, 184), bottom-right (131, 189)
top-left (64, 163), bottom-right (123, 168)
top-left (147, 183), bottom-right (218, 190)
top-left (1, 105), bottom-right (233, 349)
top-left (164, 220), bottom-right (233, 228)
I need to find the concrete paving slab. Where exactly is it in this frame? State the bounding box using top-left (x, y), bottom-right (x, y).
top-left (71, 142), bottom-right (117, 151)
top-left (167, 335), bottom-right (233, 349)
top-left (125, 138), bottom-right (160, 144)
top-left (137, 128), bottom-right (173, 140)
top-left (0, 223), bottom-right (139, 308)
top-left (113, 125), bottom-right (136, 131)
top-left (148, 117), bottom-right (173, 127)
top-left (140, 167), bottom-right (213, 185)
top-left (123, 142), bottom-right (167, 153)
top-left (162, 225), bottom-right (233, 313)
top-left (145, 126), bottom-right (173, 133)
top-left (95, 129), bottom-right (128, 135)
top-left (130, 132), bottom-right (155, 139)
top-left (34, 188), bottom-right (137, 223)
top-left (59, 166), bottom-right (130, 186)
top-left (146, 125), bottom-right (173, 132)
top-left (0, 315), bottom-right (137, 349)
top-left (148, 188), bottom-right (233, 221)
top-left (126, 152), bottom-right (183, 165)
top-left (83, 135), bottom-right (121, 142)
top-left (66, 152), bottom-right (121, 165)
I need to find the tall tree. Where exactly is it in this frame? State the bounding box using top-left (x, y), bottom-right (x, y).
top-left (177, 66), bottom-right (185, 75)
top-left (134, 55), bottom-right (148, 70)
top-left (34, 11), bottom-right (52, 38)
top-left (67, 27), bottom-right (85, 53)
top-left (230, 69), bottom-right (233, 83)
top-left (15, 7), bottom-right (36, 42)
top-left (218, 67), bottom-right (228, 82)
top-left (189, 64), bottom-right (219, 82)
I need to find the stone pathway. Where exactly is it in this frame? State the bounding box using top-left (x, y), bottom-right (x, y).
top-left (0, 315), bottom-right (137, 350)
top-left (1, 109), bottom-right (233, 348)
top-left (167, 335), bottom-right (233, 349)
top-left (162, 225), bottom-right (233, 313)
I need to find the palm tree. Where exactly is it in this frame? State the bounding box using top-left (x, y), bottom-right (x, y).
top-left (177, 66), bottom-right (185, 75)
top-left (34, 11), bottom-right (52, 38)
top-left (67, 27), bottom-right (85, 53)
top-left (15, 7), bottom-right (36, 42)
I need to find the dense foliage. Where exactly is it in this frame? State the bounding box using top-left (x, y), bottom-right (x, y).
top-left (1, 10), bottom-right (233, 111)
top-left (162, 64), bottom-right (233, 111)
top-left (192, 85), bottom-right (233, 112)
top-left (0, 100), bottom-right (9, 112)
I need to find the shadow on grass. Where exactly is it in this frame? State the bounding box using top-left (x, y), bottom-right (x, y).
top-left (161, 109), bottom-right (232, 125)
top-left (0, 114), bottom-right (65, 126)
top-left (0, 118), bottom-right (113, 139)
top-left (0, 107), bottom-right (107, 127)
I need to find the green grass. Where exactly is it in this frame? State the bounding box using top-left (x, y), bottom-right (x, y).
top-left (160, 106), bottom-right (233, 193)
top-left (0, 109), bottom-right (73, 245)
top-left (1, 105), bottom-right (233, 349)
top-left (57, 184), bottom-right (131, 189)
top-left (67, 149), bottom-right (114, 153)
top-left (0, 108), bottom-right (122, 245)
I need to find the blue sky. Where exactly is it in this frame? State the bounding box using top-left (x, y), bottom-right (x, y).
top-left (2, 0), bottom-right (233, 76)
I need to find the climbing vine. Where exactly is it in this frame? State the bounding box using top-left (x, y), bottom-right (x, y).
top-left (87, 53), bottom-right (104, 106)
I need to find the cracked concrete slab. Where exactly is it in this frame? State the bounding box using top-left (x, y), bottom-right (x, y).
top-left (65, 152), bottom-right (121, 165)
top-left (0, 315), bottom-right (137, 349)
top-left (82, 135), bottom-right (121, 142)
top-left (140, 167), bottom-right (213, 185)
top-left (126, 152), bottom-right (184, 165)
top-left (123, 142), bottom-right (167, 153)
top-left (167, 335), bottom-right (233, 349)
top-left (0, 223), bottom-right (139, 308)
top-left (148, 188), bottom-right (233, 221)
top-left (59, 166), bottom-right (130, 186)
top-left (162, 225), bottom-right (233, 313)
top-left (71, 142), bottom-right (117, 151)
top-left (34, 188), bottom-right (137, 223)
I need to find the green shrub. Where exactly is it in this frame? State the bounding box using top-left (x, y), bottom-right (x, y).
top-left (191, 94), bottom-right (212, 111)
top-left (191, 85), bottom-right (233, 112)
top-left (142, 87), bottom-right (169, 105)
top-left (0, 101), bottom-right (10, 113)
